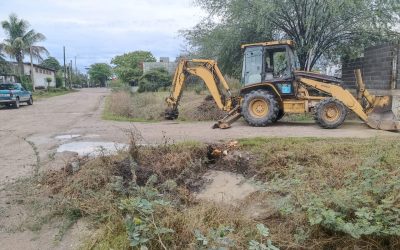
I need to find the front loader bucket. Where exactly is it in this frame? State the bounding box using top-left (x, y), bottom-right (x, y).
top-left (366, 95), bottom-right (400, 131)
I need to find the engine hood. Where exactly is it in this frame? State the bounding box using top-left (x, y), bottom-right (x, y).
top-left (294, 71), bottom-right (343, 85)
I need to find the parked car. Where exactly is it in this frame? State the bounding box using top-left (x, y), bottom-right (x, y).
top-left (0, 83), bottom-right (33, 108)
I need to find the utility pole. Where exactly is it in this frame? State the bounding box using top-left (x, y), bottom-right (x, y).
top-left (29, 46), bottom-right (35, 91)
top-left (74, 56), bottom-right (77, 75)
top-left (70, 60), bottom-right (73, 89)
top-left (63, 46), bottom-right (67, 88)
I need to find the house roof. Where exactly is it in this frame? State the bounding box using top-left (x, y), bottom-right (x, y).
top-left (9, 62), bottom-right (56, 72)
top-left (22, 62), bottom-right (56, 72)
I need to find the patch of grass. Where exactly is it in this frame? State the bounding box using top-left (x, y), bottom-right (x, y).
top-left (103, 91), bottom-right (166, 122)
top-left (17, 136), bottom-right (400, 249)
top-left (103, 90), bottom-right (222, 122)
top-left (239, 136), bottom-right (400, 248)
top-left (33, 88), bottom-right (76, 100)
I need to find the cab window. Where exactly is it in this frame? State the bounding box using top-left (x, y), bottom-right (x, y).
top-left (264, 47), bottom-right (290, 80)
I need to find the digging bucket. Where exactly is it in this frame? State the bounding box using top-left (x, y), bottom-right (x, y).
top-left (366, 95), bottom-right (400, 131)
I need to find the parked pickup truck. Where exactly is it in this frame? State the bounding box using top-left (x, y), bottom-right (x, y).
top-left (0, 83), bottom-right (33, 108)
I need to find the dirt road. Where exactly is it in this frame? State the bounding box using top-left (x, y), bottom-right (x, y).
top-left (1, 87), bottom-right (399, 186)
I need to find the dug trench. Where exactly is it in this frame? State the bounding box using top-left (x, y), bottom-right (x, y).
top-left (2, 137), bottom-right (400, 249)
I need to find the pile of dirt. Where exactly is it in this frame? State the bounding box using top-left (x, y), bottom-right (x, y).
top-left (188, 95), bottom-right (227, 121)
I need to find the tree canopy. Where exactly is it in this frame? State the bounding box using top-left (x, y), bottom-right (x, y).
top-left (88, 63), bottom-right (112, 87)
top-left (1, 13), bottom-right (48, 76)
top-left (138, 68), bottom-right (172, 92)
top-left (40, 57), bottom-right (61, 71)
top-left (183, 0), bottom-right (400, 76)
top-left (111, 51), bottom-right (156, 83)
top-left (0, 44), bottom-right (11, 75)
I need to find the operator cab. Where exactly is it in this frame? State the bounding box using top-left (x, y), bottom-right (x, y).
top-left (241, 40), bottom-right (297, 93)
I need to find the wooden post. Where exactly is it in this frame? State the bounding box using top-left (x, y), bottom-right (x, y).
top-left (63, 46), bottom-right (67, 88)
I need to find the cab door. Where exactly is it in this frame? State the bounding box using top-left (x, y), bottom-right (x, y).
top-left (242, 47), bottom-right (263, 85)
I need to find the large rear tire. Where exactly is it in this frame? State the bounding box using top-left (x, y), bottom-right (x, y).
top-left (314, 98), bottom-right (347, 129)
top-left (242, 90), bottom-right (279, 126)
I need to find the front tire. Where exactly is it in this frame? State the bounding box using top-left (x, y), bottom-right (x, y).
top-left (314, 98), bottom-right (347, 129)
top-left (27, 96), bottom-right (33, 105)
top-left (14, 98), bottom-right (20, 109)
top-left (242, 90), bottom-right (279, 126)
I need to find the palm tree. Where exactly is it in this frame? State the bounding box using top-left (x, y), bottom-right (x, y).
top-left (0, 43), bottom-right (5, 61)
top-left (1, 13), bottom-right (48, 78)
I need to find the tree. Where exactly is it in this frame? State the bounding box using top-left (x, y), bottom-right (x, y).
top-left (0, 44), bottom-right (12, 75)
top-left (45, 77), bottom-right (52, 89)
top-left (138, 68), bottom-right (172, 92)
top-left (0, 43), bottom-right (4, 61)
top-left (111, 51), bottom-right (156, 83)
top-left (40, 57), bottom-right (61, 71)
top-left (71, 71), bottom-right (87, 87)
top-left (184, 0), bottom-right (400, 75)
top-left (1, 14), bottom-right (48, 78)
top-left (88, 63), bottom-right (112, 87)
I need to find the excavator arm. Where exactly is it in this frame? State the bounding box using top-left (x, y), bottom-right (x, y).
top-left (165, 59), bottom-right (241, 127)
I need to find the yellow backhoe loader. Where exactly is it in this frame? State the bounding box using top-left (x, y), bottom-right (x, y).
top-left (165, 40), bottom-right (400, 131)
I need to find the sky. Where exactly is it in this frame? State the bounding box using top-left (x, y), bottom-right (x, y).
top-left (0, 0), bottom-right (205, 71)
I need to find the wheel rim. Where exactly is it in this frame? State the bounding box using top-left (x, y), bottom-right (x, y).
top-left (249, 99), bottom-right (269, 118)
top-left (323, 103), bottom-right (340, 122)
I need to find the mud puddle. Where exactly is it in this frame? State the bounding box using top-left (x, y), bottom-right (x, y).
top-left (195, 170), bottom-right (259, 204)
top-left (57, 141), bottom-right (127, 156)
top-left (55, 134), bottom-right (81, 140)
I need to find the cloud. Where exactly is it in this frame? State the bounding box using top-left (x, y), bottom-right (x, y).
top-left (0, 0), bottom-right (205, 70)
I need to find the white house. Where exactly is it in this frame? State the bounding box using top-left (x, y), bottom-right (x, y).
top-left (0, 62), bottom-right (56, 88)
top-left (21, 63), bottom-right (56, 88)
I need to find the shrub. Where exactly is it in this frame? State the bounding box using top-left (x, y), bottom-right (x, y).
top-left (20, 75), bottom-right (33, 91)
top-left (306, 162), bottom-right (400, 238)
top-left (138, 68), bottom-right (171, 93)
top-left (55, 72), bottom-right (63, 88)
top-left (194, 85), bottom-right (203, 94)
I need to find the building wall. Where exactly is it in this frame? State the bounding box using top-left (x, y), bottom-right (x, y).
top-left (342, 43), bottom-right (399, 90)
top-left (143, 62), bottom-right (177, 75)
top-left (23, 64), bottom-right (56, 88)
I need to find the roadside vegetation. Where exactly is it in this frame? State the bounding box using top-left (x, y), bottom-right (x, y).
top-left (103, 89), bottom-right (226, 122)
top-left (32, 87), bottom-right (76, 100)
top-left (6, 136), bottom-right (399, 249)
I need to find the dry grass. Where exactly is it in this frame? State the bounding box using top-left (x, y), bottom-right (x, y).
top-left (239, 137), bottom-right (400, 249)
top-left (103, 91), bottom-right (166, 121)
top-left (36, 136), bottom-right (400, 249)
top-left (103, 90), bottom-right (226, 122)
